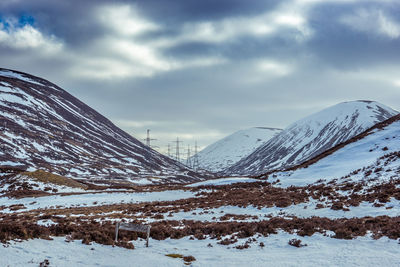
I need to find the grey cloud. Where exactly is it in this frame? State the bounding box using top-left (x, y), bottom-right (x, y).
top-left (135, 0), bottom-right (284, 24)
top-left (1, 0), bottom-right (400, 150)
top-left (306, 2), bottom-right (400, 69)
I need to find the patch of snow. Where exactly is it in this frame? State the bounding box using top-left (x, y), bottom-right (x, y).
top-left (0, 70), bottom-right (45, 86)
top-left (186, 177), bottom-right (263, 187)
top-left (37, 219), bottom-right (57, 227)
top-left (130, 178), bottom-right (154, 185)
top-left (0, 161), bottom-right (25, 166)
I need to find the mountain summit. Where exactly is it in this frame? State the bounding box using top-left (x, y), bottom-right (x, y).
top-left (0, 68), bottom-right (203, 184)
top-left (225, 100), bottom-right (398, 176)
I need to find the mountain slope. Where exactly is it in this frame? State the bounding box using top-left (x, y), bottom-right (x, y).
top-left (269, 113), bottom-right (400, 187)
top-left (192, 127), bottom-right (282, 172)
top-left (0, 68), bottom-right (204, 184)
top-left (225, 101), bottom-right (398, 175)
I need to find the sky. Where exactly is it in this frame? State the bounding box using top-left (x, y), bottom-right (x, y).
top-left (0, 0), bottom-right (400, 155)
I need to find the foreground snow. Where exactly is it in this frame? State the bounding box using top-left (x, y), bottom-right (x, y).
top-left (1, 232), bottom-right (399, 267)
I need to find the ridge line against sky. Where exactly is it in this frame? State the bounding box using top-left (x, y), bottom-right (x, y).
top-left (0, 0), bottom-right (399, 154)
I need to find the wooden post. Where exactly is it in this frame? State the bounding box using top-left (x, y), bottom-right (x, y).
top-left (146, 225), bottom-right (151, 247)
top-left (115, 222), bottom-right (120, 242)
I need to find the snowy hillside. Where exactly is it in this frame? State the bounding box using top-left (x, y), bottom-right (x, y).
top-left (1, 115), bottom-right (400, 266)
top-left (0, 68), bottom-right (204, 184)
top-left (269, 114), bottom-right (400, 187)
top-left (192, 127), bottom-right (282, 172)
top-left (225, 101), bottom-right (398, 176)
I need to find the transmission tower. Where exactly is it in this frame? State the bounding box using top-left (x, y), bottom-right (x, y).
top-left (186, 144), bottom-right (192, 168)
top-left (192, 141), bottom-right (200, 170)
top-left (172, 137), bottom-right (183, 162)
top-left (143, 129), bottom-right (157, 148)
top-left (167, 143), bottom-right (171, 157)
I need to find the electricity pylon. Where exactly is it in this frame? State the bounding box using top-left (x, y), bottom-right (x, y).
top-left (143, 129), bottom-right (157, 148)
top-left (186, 144), bottom-right (192, 168)
top-left (167, 143), bottom-right (171, 157)
top-left (172, 137), bottom-right (183, 162)
top-left (192, 141), bottom-right (200, 170)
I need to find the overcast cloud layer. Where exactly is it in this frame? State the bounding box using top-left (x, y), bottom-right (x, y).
top-left (1, 0), bottom-right (400, 155)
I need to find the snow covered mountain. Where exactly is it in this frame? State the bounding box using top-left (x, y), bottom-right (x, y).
top-left (270, 113), bottom-right (400, 187)
top-left (225, 101), bottom-right (398, 176)
top-left (192, 127), bottom-right (282, 172)
top-left (0, 68), bottom-right (204, 184)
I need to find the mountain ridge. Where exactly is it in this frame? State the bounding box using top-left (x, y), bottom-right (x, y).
top-left (224, 100), bottom-right (398, 176)
top-left (0, 68), bottom-right (205, 184)
top-left (267, 113), bottom-right (400, 187)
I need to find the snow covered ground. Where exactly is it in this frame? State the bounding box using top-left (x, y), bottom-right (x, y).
top-left (1, 232), bottom-right (399, 267)
top-left (1, 176), bottom-right (399, 266)
top-left (186, 177), bottom-right (263, 187)
top-left (155, 198), bottom-right (400, 223)
top-left (14, 176), bottom-right (87, 193)
top-left (0, 190), bottom-right (198, 212)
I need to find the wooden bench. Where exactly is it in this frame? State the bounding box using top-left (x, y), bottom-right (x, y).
top-left (114, 222), bottom-right (151, 247)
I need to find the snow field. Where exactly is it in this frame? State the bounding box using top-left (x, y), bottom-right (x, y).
top-left (0, 190), bottom-right (198, 213)
top-left (186, 177), bottom-right (263, 187)
top-left (1, 232), bottom-right (399, 267)
top-left (150, 198), bottom-right (400, 223)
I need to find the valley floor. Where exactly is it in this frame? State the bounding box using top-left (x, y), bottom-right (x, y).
top-left (0, 177), bottom-right (399, 266)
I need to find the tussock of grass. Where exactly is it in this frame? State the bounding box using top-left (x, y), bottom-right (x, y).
top-left (22, 170), bottom-right (88, 189)
top-left (165, 254), bottom-right (183, 259)
top-left (165, 254), bottom-right (195, 264)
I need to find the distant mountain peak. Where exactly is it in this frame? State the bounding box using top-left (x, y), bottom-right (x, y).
top-left (192, 127), bottom-right (282, 172)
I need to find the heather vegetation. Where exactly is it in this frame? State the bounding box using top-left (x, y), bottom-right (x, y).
top-left (1, 176), bottom-right (399, 250)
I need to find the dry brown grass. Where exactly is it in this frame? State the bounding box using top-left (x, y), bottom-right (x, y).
top-left (22, 170), bottom-right (88, 189)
